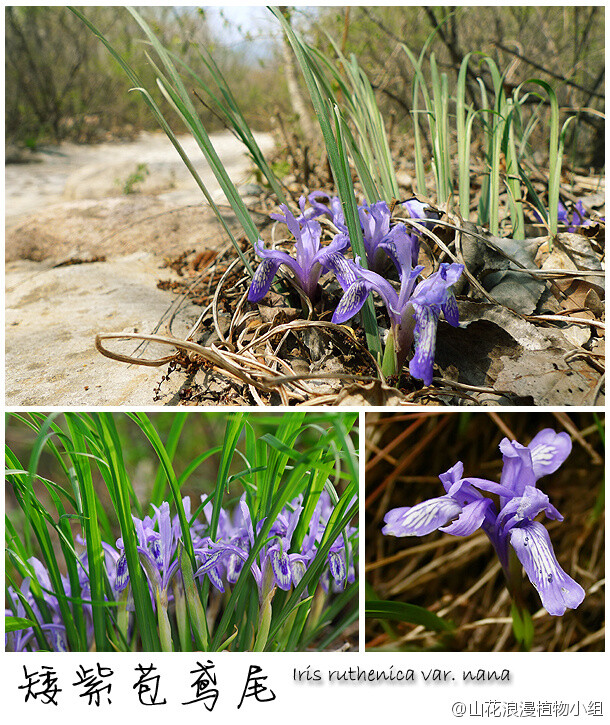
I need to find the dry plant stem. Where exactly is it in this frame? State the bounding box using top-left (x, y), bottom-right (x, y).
top-left (366, 536), bottom-right (467, 573)
top-left (410, 389), bottom-right (480, 404)
top-left (386, 534), bottom-right (489, 597)
top-left (365, 416), bottom-right (429, 473)
top-left (430, 378), bottom-right (503, 395)
top-left (437, 561), bottom-right (503, 619)
top-left (212, 256), bottom-right (243, 348)
top-left (365, 415), bottom-right (452, 508)
top-left (238, 318), bottom-right (380, 378)
top-left (486, 412), bottom-right (517, 441)
top-left (186, 302), bottom-right (213, 340)
top-left (227, 289), bottom-right (256, 346)
top-left (566, 628), bottom-right (606, 652)
top-left (589, 374), bottom-right (605, 406)
top-left (96, 332), bottom-right (281, 389)
top-left (564, 350), bottom-right (605, 373)
top-left (526, 314), bottom-right (605, 330)
top-left (520, 270), bottom-right (605, 278)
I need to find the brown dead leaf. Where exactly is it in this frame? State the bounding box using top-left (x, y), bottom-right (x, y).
top-left (333, 380), bottom-right (406, 406)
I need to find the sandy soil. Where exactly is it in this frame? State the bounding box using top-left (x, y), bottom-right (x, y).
top-left (5, 130), bottom-right (273, 223)
top-left (5, 130), bottom-right (274, 405)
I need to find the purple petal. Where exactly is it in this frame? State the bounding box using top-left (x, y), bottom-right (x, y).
top-left (408, 303), bottom-right (440, 386)
top-left (269, 548), bottom-right (292, 590)
top-left (307, 191), bottom-right (343, 225)
top-left (332, 279), bottom-right (371, 324)
top-left (290, 559), bottom-right (307, 588)
top-left (324, 251), bottom-right (359, 291)
top-left (438, 461), bottom-right (465, 493)
top-left (315, 231), bottom-right (351, 268)
top-left (270, 203), bottom-right (301, 239)
top-left (295, 218), bottom-right (322, 267)
top-left (497, 485), bottom-right (564, 535)
top-left (239, 499), bottom-right (256, 548)
top-left (499, 439), bottom-right (537, 496)
top-left (305, 193), bottom-right (346, 230)
top-left (527, 429), bottom-right (572, 479)
top-left (557, 201), bottom-right (569, 226)
top-left (459, 476), bottom-right (516, 499)
top-left (377, 224), bottom-right (419, 275)
top-left (28, 557), bottom-right (53, 591)
top-left (162, 559), bottom-right (181, 591)
top-left (440, 498), bottom-right (494, 536)
top-left (248, 242), bottom-right (304, 303)
top-left (510, 521), bottom-right (585, 616)
top-left (226, 554), bottom-right (244, 584)
top-left (149, 535), bottom-right (163, 569)
top-left (115, 554), bottom-right (129, 592)
top-left (402, 198), bottom-right (441, 224)
top-left (382, 496), bottom-right (462, 537)
top-left (411, 263), bottom-right (464, 309)
top-left (157, 501), bottom-right (173, 571)
top-left (328, 550), bottom-right (346, 588)
top-left (207, 567), bottom-right (225, 593)
top-left (194, 543), bottom-right (246, 576)
top-left (359, 201), bottom-right (391, 261)
top-left (137, 547), bottom-right (163, 591)
top-left (441, 291), bottom-right (460, 326)
top-left (248, 258), bottom-right (279, 302)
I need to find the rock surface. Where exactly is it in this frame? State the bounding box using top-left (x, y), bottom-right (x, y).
top-left (6, 254), bottom-right (198, 405)
top-left (5, 131), bottom-right (274, 406)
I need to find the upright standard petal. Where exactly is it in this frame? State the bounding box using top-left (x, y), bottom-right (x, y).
top-left (498, 438), bottom-right (537, 496)
top-left (438, 461), bottom-right (465, 493)
top-left (510, 521), bottom-right (585, 616)
top-left (527, 429), bottom-right (572, 479)
top-left (382, 496), bottom-right (462, 537)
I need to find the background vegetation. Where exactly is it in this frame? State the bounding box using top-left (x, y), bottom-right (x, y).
top-left (6, 411), bottom-right (359, 652)
top-left (6, 6), bottom-right (604, 170)
top-left (314, 6), bottom-right (605, 168)
top-left (5, 6), bottom-right (287, 146)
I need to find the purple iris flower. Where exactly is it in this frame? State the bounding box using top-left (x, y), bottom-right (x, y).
top-left (305, 194), bottom-right (431, 272)
top-left (248, 196), bottom-right (350, 302)
top-left (305, 191), bottom-right (346, 229)
top-left (534, 200), bottom-right (595, 232)
top-left (382, 429), bottom-right (585, 617)
top-left (115, 501), bottom-right (181, 596)
top-left (6, 569), bottom-right (69, 652)
top-left (194, 496), bottom-right (308, 596)
top-left (357, 200), bottom-right (417, 272)
top-left (192, 491), bottom-right (355, 597)
top-left (331, 238), bottom-right (463, 385)
top-left (6, 491), bottom-right (357, 650)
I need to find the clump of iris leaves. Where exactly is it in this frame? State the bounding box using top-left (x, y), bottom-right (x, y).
top-left (71, 7), bottom-right (593, 390)
top-left (5, 411), bottom-right (359, 652)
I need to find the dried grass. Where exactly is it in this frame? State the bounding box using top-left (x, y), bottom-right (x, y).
top-left (365, 411), bottom-right (605, 651)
